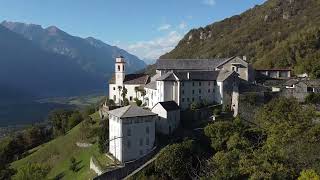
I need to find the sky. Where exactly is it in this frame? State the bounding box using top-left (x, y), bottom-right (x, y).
top-left (0, 0), bottom-right (266, 63)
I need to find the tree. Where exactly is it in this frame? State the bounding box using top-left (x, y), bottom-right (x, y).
top-left (69, 157), bottom-right (77, 172)
top-left (155, 140), bottom-right (195, 179)
top-left (134, 86), bottom-right (140, 98)
top-left (134, 98), bottom-right (142, 106)
top-left (98, 119), bottom-right (109, 153)
top-left (141, 90), bottom-right (146, 101)
top-left (123, 98), bottom-right (130, 106)
top-left (68, 111), bottom-right (83, 130)
top-left (13, 163), bottom-right (50, 180)
top-left (298, 169), bottom-right (320, 180)
top-left (190, 102), bottom-right (200, 111)
top-left (305, 93), bottom-right (320, 104)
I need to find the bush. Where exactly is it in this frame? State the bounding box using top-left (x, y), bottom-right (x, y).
top-left (305, 93), bottom-right (320, 104)
top-left (13, 163), bottom-right (50, 180)
top-left (123, 98), bottom-right (130, 106)
top-left (190, 102), bottom-right (200, 111)
top-left (134, 98), bottom-right (143, 106)
top-left (69, 157), bottom-right (77, 172)
top-left (213, 107), bottom-right (222, 116)
top-left (105, 99), bottom-right (115, 106)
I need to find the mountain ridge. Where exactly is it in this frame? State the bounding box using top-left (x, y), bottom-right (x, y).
top-left (161, 0), bottom-right (320, 77)
top-left (1, 20), bottom-right (146, 79)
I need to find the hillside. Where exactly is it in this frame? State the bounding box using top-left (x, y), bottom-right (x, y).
top-left (11, 112), bottom-right (112, 180)
top-left (161, 0), bottom-right (320, 77)
top-left (1, 21), bottom-right (146, 79)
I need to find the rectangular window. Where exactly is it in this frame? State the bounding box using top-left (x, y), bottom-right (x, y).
top-left (146, 126), bottom-right (149, 134)
top-left (192, 82), bottom-right (195, 86)
top-left (208, 89), bottom-right (210, 93)
top-left (199, 89), bottom-right (201, 94)
top-left (187, 98), bottom-right (190, 102)
top-left (140, 138), bottom-right (143, 146)
top-left (127, 140), bottom-right (131, 148)
top-left (127, 128), bottom-right (131, 136)
top-left (182, 98), bottom-right (185, 102)
top-left (118, 65), bottom-right (120, 71)
top-left (199, 82), bottom-right (201, 86)
top-left (192, 98), bottom-right (194, 102)
top-left (192, 90), bottom-right (195, 94)
top-left (182, 90), bottom-right (185, 95)
top-left (208, 82), bottom-right (210, 86)
top-left (214, 81), bottom-right (217, 86)
top-left (130, 96), bottom-right (133, 101)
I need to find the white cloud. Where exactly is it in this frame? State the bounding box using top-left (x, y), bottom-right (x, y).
top-left (157, 24), bottom-right (171, 31)
top-left (178, 21), bottom-right (187, 30)
top-left (203, 0), bottom-right (216, 6)
top-left (123, 31), bottom-right (183, 61)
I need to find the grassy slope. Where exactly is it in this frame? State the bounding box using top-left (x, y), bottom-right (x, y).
top-left (11, 112), bottom-right (112, 180)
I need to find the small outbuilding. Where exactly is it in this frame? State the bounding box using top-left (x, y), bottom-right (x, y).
top-left (108, 105), bottom-right (157, 163)
top-left (151, 101), bottom-right (180, 135)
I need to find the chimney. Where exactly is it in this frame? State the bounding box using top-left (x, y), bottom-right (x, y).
top-left (243, 56), bottom-right (247, 61)
top-left (187, 72), bottom-right (190, 80)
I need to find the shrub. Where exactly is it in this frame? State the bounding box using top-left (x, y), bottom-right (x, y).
top-left (190, 102), bottom-right (200, 111)
top-left (123, 98), bottom-right (130, 106)
top-left (305, 93), bottom-right (320, 104)
top-left (13, 163), bottom-right (50, 180)
top-left (69, 157), bottom-right (77, 172)
top-left (213, 107), bottom-right (222, 116)
top-left (134, 98), bottom-right (143, 106)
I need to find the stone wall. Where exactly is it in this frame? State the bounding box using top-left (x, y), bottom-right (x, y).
top-left (94, 147), bottom-right (158, 180)
top-left (181, 105), bottom-right (221, 125)
top-left (90, 157), bottom-right (103, 176)
top-left (238, 92), bottom-right (277, 123)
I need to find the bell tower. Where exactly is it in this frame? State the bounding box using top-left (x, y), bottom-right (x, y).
top-left (115, 56), bottom-right (126, 87)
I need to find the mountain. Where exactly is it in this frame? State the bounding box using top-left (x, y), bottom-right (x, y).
top-left (0, 25), bottom-right (104, 98)
top-left (1, 21), bottom-right (146, 79)
top-left (161, 0), bottom-right (320, 77)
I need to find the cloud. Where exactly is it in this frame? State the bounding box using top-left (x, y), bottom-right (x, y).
top-left (178, 21), bottom-right (187, 30)
top-left (157, 24), bottom-right (171, 31)
top-left (203, 0), bottom-right (216, 6)
top-left (123, 31), bottom-right (183, 61)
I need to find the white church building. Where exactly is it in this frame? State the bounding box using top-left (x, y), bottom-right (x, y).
top-left (109, 56), bottom-right (252, 111)
top-left (107, 56), bottom-right (253, 162)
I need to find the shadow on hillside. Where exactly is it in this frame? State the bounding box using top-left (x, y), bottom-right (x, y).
top-left (53, 172), bottom-right (65, 180)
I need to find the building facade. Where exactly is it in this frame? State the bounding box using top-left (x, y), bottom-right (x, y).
top-left (151, 101), bottom-right (180, 135)
top-left (108, 105), bottom-right (157, 163)
top-left (109, 56), bottom-right (150, 105)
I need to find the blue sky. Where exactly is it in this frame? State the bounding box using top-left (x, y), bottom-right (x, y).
top-left (0, 0), bottom-right (266, 63)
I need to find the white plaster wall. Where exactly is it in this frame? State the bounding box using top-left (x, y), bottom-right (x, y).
top-left (109, 114), bottom-right (123, 162)
top-left (151, 104), bottom-right (168, 134)
top-left (109, 84), bottom-right (143, 104)
top-left (216, 81), bottom-right (224, 104)
top-left (179, 80), bottom-right (218, 110)
top-left (109, 84), bottom-right (120, 104)
top-left (157, 81), bottom-right (164, 102)
top-left (124, 84), bottom-right (141, 102)
top-left (121, 116), bottom-right (156, 162)
top-left (151, 104), bottom-right (180, 135)
top-left (145, 88), bottom-right (159, 109)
